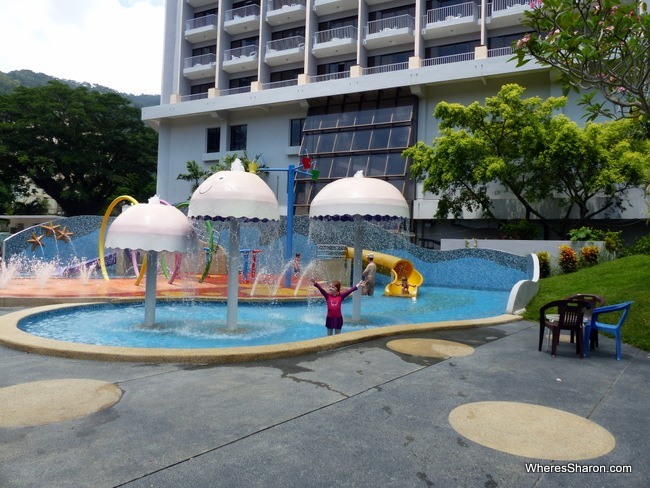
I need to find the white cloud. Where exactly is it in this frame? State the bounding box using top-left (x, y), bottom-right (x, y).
top-left (0, 0), bottom-right (165, 94)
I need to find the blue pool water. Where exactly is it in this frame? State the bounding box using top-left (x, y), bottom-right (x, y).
top-left (19, 286), bottom-right (509, 349)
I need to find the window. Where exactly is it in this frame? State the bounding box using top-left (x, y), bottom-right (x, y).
top-left (230, 36), bottom-right (259, 49)
top-left (229, 125), bottom-right (247, 151)
top-left (290, 118), bottom-right (305, 147)
top-left (207, 128), bottom-right (220, 153)
top-left (191, 83), bottom-right (213, 96)
top-left (271, 27), bottom-right (305, 40)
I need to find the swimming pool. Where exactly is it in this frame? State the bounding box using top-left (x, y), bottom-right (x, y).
top-left (18, 286), bottom-right (509, 349)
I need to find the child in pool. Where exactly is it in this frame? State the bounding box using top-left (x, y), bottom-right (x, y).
top-left (311, 278), bottom-right (365, 335)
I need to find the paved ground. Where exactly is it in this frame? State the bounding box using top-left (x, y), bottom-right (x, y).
top-left (0, 309), bottom-right (648, 488)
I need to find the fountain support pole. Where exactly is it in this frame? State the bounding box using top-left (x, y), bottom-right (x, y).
top-left (144, 250), bottom-right (158, 326)
top-left (227, 218), bottom-right (240, 328)
top-left (352, 215), bottom-right (363, 321)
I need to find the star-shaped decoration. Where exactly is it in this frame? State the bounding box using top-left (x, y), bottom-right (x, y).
top-left (39, 222), bottom-right (60, 237)
top-left (55, 226), bottom-right (74, 242)
top-left (27, 232), bottom-right (46, 251)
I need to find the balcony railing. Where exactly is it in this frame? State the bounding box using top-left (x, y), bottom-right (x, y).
top-left (362, 61), bottom-right (409, 76)
top-left (424, 2), bottom-right (476, 24)
top-left (180, 92), bottom-right (210, 102)
top-left (310, 71), bottom-right (350, 83)
top-left (422, 51), bottom-right (475, 66)
top-left (364, 14), bottom-right (414, 36)
top-left (184, 53), bottom-right (216, 69)
top-left (266, 36), bottom-right (305, 53)
top-left (268, 0), bottom-right (306, 11)
top-left (262, 79), bottom-right (300, 90)
top-left (491, 0), bottom-right (528, 12)
top-left (488, 46), bottom-right (512, 57)
top-left (224, 4), bottom-right (260, 22)
top-left (313, 25), bottom-right (357, 45)
top-left (223, 45), bottom-right (258, 62)
top-left (221, 86), bottom-right (252, 96)
top-left (186, 14), bottom-right (217, 30)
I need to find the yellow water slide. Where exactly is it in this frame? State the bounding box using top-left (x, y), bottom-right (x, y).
top-left (344, 247), bottom-right (424, 298)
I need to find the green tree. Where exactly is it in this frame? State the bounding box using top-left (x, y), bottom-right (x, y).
top-left (0, 81), bottom-right (157, 215)
top-left (404, 84), bottom-right (648, 237)
top-left (512, 0), bottom-right (650, 128)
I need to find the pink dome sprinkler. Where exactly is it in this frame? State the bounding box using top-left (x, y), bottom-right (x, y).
top-left (105, 196), bottom-right (197, 326)
top-left (188, 160), bottom-right (280, 328)
top-left (310, 171), bottom-right (409, 320)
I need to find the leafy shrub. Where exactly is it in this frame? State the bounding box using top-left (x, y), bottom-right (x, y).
top-left (580, 245), bottom-right (600, 266)
top-left (603, 230), bottom-right (624, 255)
top-left (558, 244), bottom-right (578, 273)
top-left (621, 235), bottom-right (650, 256)
top-left (537, 251), bottom-right (551, 278)
top-left (568, 226), bottom-right (602, 242)
top-left (500, 220), bottom-right (539, 240)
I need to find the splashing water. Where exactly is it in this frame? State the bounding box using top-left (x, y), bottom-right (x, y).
top-left (0, 260), bottom-right (18, 289)
top-left (31, 260), bottom-right (58, 289)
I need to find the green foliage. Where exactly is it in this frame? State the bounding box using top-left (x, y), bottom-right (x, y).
top-left (568, 226), bottom-right (601, 242)
top-left (558, 244), bottom-right (578, 273)
top-left (537, 251), bottom-right (551, 278)
top-left (0, 81), bottom-right (158, 216)
top-left (523, 255), bottom-right (650, 352)
top-left (621, 235), bottom-right (650, 256)
top-left (603, 231), bottom-right (624, 255)
top-left (177, 160), bottom-right (212, 197)
top-left (500, 220), bottom-right (539, 240)
top-left (580, 245), bottom-right (600, 267)
top-left (405, 84), bottom-right (648, 236)
top-left (512, 0), bottom-right (650, 127)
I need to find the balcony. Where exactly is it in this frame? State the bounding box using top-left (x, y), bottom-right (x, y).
top-left (187, 0), bottom-right (216, 7)
top-left (266, 0), bottom-right (307, 26)
top-left (489, 0), bottom-right (531, 29)
top-left (313, 0), bottom-right (358, 16)
top-left (265, 36), bottom-right (305, 66)
top-left (422, 2), bottom-right (480, 40)
top-left (366, 0), bottom-right (395, 4)
top-left (183, 54), bottom-right (216, 80)
top-left (223, 45), bottom-right (258, 73)
top-left (224, 4), bottom-right (260, 35)
top-left (363, 15), bottom-right (415, 50)
top-left (312, 26), bottom-right (357, 58)
top-left (185, 14), bottom-right (218, 43)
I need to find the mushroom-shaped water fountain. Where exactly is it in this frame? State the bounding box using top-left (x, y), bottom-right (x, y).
top-left (309, 171), bottom-right (409, 321)
top-left (105, 196), bottom-right (197, 326)
top-left (188, 160), bottom-right (280, 328)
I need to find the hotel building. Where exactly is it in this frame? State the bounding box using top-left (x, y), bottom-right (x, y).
top-left (142, 0), bottom-right (647, 245)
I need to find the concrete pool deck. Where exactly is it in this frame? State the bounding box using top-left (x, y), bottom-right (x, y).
top-left (0, 304), bottom-right (647, 487)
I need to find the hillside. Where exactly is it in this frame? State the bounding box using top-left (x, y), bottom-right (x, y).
top-left (0, 69), bottom-right (159, 108)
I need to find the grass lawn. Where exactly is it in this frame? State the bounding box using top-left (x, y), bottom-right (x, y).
top-left (522, 254), bottom-right (650, 352)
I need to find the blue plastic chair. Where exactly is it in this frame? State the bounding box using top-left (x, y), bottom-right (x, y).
top-left (583, 302), bottom-right (633, 360)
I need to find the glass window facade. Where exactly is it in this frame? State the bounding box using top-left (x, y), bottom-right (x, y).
top-left (294, 89), bottom-right (416, 215)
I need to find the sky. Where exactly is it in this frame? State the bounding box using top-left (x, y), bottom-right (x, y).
top-left (0, 0), bottom-right (166, 95)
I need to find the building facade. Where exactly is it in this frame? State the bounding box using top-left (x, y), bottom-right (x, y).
top-left (142, 0), bottom-right (647, 245)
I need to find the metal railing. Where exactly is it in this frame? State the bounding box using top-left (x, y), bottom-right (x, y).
top-left (491, 0), bottom-right (529, 14)
top-left (186, 14), bottom-right (217, 31)
top-left (316, 244), bottom-right (347, 260)
top-left (422, 51), bottom-right (475, 66)
top-left (220, 86), bottom-right (252, 96)
top-left (364, 14), bottom-right (414, 36)
top-left (266, 36), bottom-right (305, 53)
top-left (261, 79), bottom-right (299, 90)
top-left (488, 46), bottom-right (512, 57)
top-left (268, 0), bottom-right (306, 12)
top-left (224, 4), bottom-right (260, 22)
top-left (362, 61), bottom-right (409, 76)
top-left (180, 92), bottom-right (209, 102)
top-left (223, 45), bottom-right (258, 62)
top-left (313, 25), bottom-right (357, 45)
top-left (423, 2), bottom-right (477, 24)
top-left (310, 71), bottom-right (350, 83)
top-left (184, 53), bottom-right (216, 69)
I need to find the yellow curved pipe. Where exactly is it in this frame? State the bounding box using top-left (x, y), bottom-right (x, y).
top-left (134, 255), bottom-right (148, 286)
top-left (98, 195), bottom-right (139, 280)
top-left (344, 247), bottom-right (424, 297)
